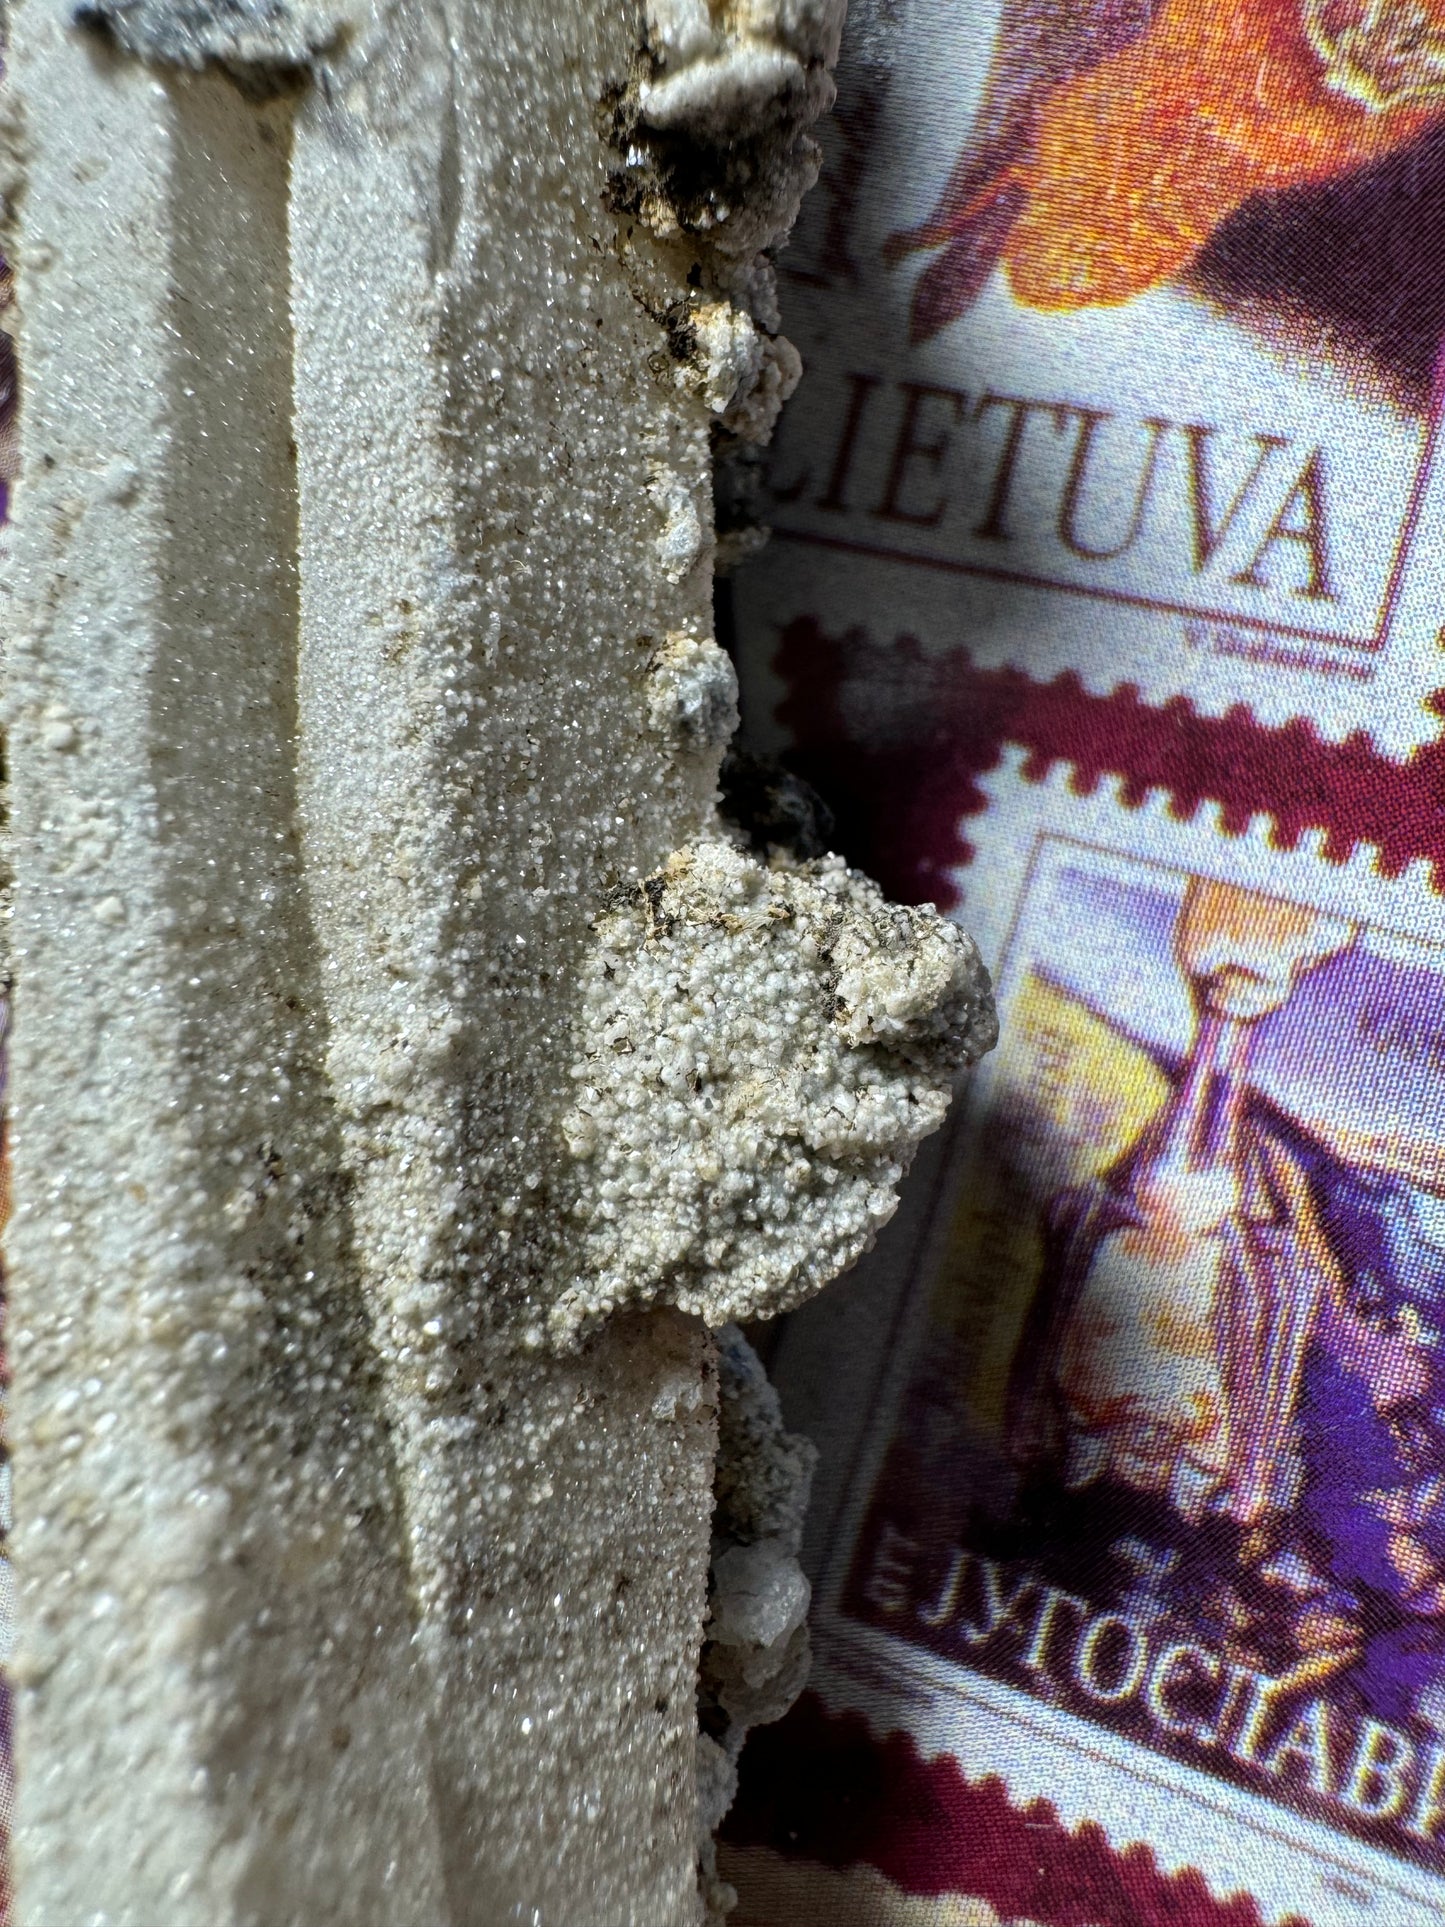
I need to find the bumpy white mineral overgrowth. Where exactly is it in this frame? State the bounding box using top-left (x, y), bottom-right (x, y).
top-left (698, 1323), bottom-right (818, 1918)
top-left (0, 0), bottom-right (992, 1912)
top-left (559, 840), bottom-right (995, 1340)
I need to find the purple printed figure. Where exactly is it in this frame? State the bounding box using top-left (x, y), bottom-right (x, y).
top-left (1008, 880), bottom-right (1445, 1678)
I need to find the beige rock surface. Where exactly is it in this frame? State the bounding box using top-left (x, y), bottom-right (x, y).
top-left (0, 0), bottom-right (993, 1919)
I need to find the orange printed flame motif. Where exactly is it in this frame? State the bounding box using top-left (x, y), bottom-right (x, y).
top-left (893, 0), bottom-right (1445, 333)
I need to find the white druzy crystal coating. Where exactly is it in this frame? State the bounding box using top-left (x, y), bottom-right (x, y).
top-left (560, 838), bottom-right (996, 1337)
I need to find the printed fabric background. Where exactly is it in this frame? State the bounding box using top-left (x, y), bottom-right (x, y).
top-left (719, 0), bottom-right (1445, 1924)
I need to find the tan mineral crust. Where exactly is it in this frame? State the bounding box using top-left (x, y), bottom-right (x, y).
top-left (0, 0), bottom-right (995, 1916)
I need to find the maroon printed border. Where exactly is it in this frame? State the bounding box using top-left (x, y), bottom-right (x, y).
top-left (725, 1694), bottom-right (1310, 1927)
top-left (774, 616), bottom-right (1445, 911)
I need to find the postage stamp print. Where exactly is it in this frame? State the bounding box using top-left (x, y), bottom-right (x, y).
top-left (733, 0), bottom-right (1445, 761)
top-left (806, 755), bottom-right (1445, 1926)
top-left (726, 3), bottom-right (1445, 1921)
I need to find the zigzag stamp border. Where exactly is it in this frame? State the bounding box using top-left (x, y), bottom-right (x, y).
top-left (957, 746), bottom-right (1445, 972)
top-left (725, 1691), bottom-right (1306, 1927)
top-left (771, 616), bottom-right (1445, 916)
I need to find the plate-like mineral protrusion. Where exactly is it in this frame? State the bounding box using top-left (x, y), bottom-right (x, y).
top-left (559, 836), bottom-right (997, 1341)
